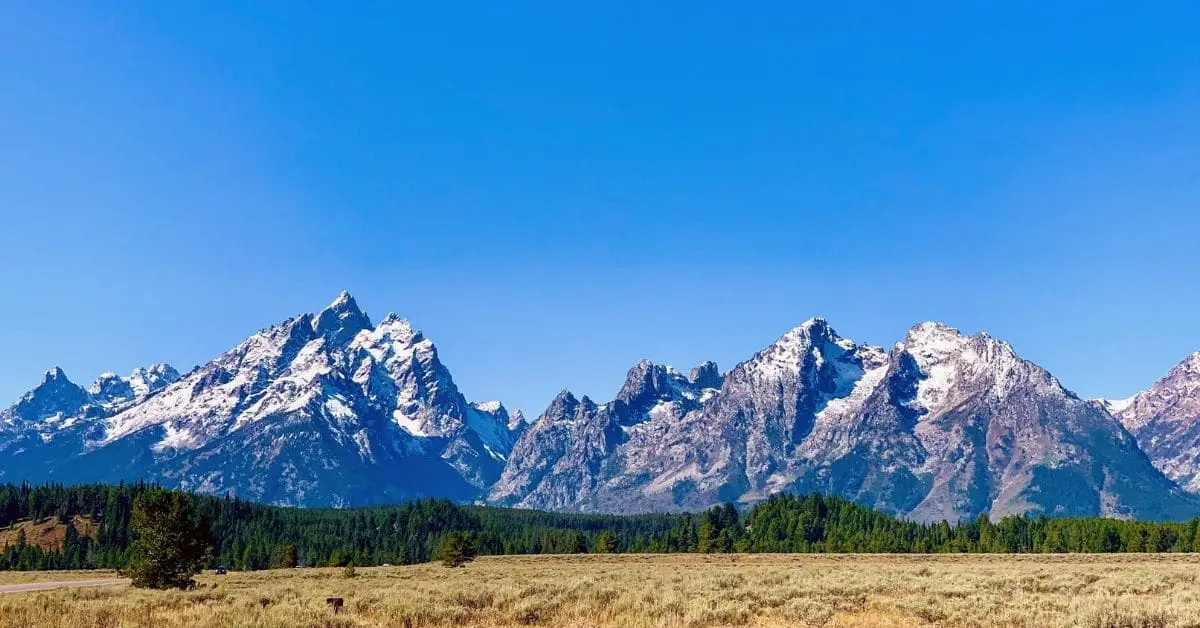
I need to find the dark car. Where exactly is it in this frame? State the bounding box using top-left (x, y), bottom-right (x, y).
top-left (215, 566), bottom-right (228, 575)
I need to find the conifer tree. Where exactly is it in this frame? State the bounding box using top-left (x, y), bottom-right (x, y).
top-left (127, 489), bottom-right (207, 589)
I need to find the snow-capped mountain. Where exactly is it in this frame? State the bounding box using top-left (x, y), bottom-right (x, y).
top-left (4, 299), bottom-right (1198, 521)
top-left (1110, 353), bottom-right (1200, 493)
top-left (0, 363), bottom-right (180, 481)
top-left (495, 319), bottom-right (1196, 521)
top-left (0, 293), bottom-right (524, 506)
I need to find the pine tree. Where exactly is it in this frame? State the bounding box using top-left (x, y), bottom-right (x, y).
top-left (127, 489), bottom-right (207, 589)
top-left (439, 532), bottom-right (477, 568)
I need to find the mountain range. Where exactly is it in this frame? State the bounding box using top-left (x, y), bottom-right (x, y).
top-left (4, 292), bottom-right (1200, 522)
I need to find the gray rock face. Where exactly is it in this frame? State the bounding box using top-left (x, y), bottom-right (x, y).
top-left (489, 360), bottom-right (721, 511)
top-left (1111, 353), bottom-right (1200, 493)
top-left (494, 319), bottom-right (1196, 521)
top-left (0, 293), bottom-right (522, 506)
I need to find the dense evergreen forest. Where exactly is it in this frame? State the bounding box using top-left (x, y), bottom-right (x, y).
top-left (3, 483), bottom-right (1200, 571)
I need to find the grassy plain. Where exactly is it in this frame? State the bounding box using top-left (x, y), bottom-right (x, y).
top-left (1, 554), bottom-right (1197, 627)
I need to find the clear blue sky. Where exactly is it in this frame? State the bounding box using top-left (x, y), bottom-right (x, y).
top-left (2, 2), bottom-right (1199, 416)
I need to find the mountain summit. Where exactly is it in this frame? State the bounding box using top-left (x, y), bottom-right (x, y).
top-left (0, 292), bottom-right (523, 506)
top-left (1110, 352), bottom-right (1200, 493)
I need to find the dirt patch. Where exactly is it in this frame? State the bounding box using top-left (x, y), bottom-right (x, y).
top-left (0, 515), bottom-right (98, 551)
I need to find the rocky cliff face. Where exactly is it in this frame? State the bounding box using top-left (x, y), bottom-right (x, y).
top-left (1111, 353), bottom-right (1200, 493)
top-left (495, 320), bottom-right (1195, 521)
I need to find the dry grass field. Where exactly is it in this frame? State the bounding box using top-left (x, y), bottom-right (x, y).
top-left (2, 554), bottom-right (1199, 627)
top-left (0, 569), bottom-right (120, 585)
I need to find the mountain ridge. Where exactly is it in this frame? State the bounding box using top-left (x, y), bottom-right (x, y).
top-left (4, 292), bottom-right (1199, 522)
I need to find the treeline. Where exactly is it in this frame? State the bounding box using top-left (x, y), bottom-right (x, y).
top-left (4, 483), bottom-right (1200, 571)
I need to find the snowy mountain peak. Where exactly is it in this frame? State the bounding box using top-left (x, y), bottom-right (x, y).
top-left (472, 400), bottom-right (503, 413)
top-left (507, 409), bottom-right (526, 431)
top-left (42, 366), bottom-right (69, 384)
top-left (1113, 350), bottom-right (1200, 492)
top-left (1100, 396), bottom-right (1137, 415)
top-left (744, 317), bottom-right (861, 379)
top-left (1166, 351), bottom-right (1200, 378)
top-left (798, 316), bottom-right (829, 330)
top-left (128, 364), bottom-right (180, 398)
top-left (0, 293), bottom-right (524, 505)
top-left (88, 372), bottom-right (134, 406)
top-left (896, 322), bottom-right (1044, 414)
top-left (613, 360), bottom-right (710, 423)
top-left (8, 367), bottom-right (90, 425)
top-left (313, 291), bottom-right (372, 346)
top-left (901, 321), bottom-right (966, 350)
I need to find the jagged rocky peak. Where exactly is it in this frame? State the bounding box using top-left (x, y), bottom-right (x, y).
top-left (543, 389), bottom-right (580, 421)
top-left (90, 364), bottom-right (180, 405)
top-left (129, 363), bottom-right (180, 398)
top-left (1118, 352), bottom-right (1200, 429)
top-left (728, 318), bottom-right (887, 408)
top-left (617, 360), bottom-right (687, 403)
top-left (689, 360), bottom-right (722, 390)
top-left (899, 321), bottom-right (1018, 363)
top-left (470, 400), bottom-right (527, 435)
top-left (1110, 351), bottom-right (1200, 492)
top-left (12, 367), bottom-right (90, 421)
top-left (42, 366), bottom-right (70, 385)
top-left (895, 321), bottom-right (1059, 411)
top-left (313, 290), bottom-right (372, 346)
top-left (611, 358), bottom-right (724, 425)
top-left (745, 317), bottom-right (876, 378)
top-left (88, 372), bottom-right (134, 405)
top-left (4, 290), bottom-right (525, 505)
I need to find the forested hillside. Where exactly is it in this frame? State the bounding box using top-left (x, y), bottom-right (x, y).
top-left (2, 483), bottom-right (1200, 571)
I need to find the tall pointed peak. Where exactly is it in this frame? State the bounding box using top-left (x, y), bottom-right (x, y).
top-left (800, 316), bottom-right (829, 330)
top-left (1168, 351), bottom-right (1200, 376)
top-left (313, 290), bottom-right (373, 345)
top-left (780, 317), bottom-right (840, 343)
top-left (41, 366), bottom-right (70, 385)
top-left (15, 367), bottom-right (89, 420)
top-left (507, 409), bottom-right (527, 431)
top-left (765, 316), bottom-right (852, 354)
top-left (617, 360), bottom-right (660, 403)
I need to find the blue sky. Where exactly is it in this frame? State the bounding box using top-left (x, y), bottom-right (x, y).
top-left (2, 2), bottom-right (1199, 415)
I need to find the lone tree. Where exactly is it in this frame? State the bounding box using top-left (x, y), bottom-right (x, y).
top-left (127, 489), bottom-right (209, 589)
top-left (439, 531), bottom-right (477, 568)
top-left (594, 531), bottom-right (619, 554)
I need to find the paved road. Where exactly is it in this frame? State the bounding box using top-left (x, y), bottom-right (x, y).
top-left (0, 578), bottom-right (130, 594)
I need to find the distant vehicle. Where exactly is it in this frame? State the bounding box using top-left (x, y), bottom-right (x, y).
top-left (215, 566), bottom-right (228, 575)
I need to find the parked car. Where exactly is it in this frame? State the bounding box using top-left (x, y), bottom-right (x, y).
top-left (215, 566), bottom-right (228, 575)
